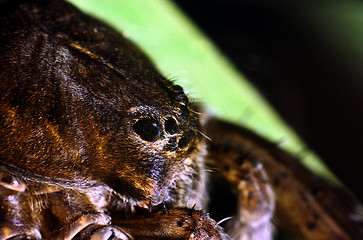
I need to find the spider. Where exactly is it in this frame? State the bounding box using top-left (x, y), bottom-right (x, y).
top-left (0, 1), bottom-right (362, 239)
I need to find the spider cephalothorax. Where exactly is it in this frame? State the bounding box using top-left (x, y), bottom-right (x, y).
top-left (0, 1), bottom-right (362, 240)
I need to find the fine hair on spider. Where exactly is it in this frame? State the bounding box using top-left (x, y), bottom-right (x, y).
top-left (0, 1), bottom-right (362, 240)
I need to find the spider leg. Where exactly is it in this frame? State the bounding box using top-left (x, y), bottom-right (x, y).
top-left (230, 160), bottom-right (275, 240)
top-left (89, 226), bottom-right (131, 240)
top-left (205, 134), bottom-right (275, 240)
top-left (0, 170), bottom-right (42, 239)
top-left (112, 208), bottom-right (228, 240)
top-left (57, 213), bottom-right (111, 240)
top-left (204, 118), bottom-right (363, 240)
top-left (36, 188), bottom-right (131, 240)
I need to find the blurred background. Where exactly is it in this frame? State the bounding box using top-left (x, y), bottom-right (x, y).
top-left (175, 0), bottom-right (363, 202)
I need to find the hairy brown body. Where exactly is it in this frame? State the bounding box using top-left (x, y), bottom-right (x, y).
top-left (0, 0), bottom-right (362, 239)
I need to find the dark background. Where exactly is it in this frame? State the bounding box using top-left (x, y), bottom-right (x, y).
top-left (175, 0), bottom-right (363, 202)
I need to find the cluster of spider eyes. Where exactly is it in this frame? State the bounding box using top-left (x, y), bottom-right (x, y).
top-left (132, 84), bottom-right (196, 150)
top-left (133, 114), bottom-right (195, 150)
top-left (133, 116), bottom-right (179, 142)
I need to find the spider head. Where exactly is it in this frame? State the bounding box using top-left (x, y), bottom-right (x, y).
top-left (0, 0), bottom-right (204, 209)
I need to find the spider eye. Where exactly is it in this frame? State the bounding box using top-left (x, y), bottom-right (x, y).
top-left (133, 117), bottom-right (161, 142)
top-left (165, 117), bottom-right (179, 135)
top-left (172, 85), bottom-right (189, 105)
top-left (178, 130), bottom-right (195, 148)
